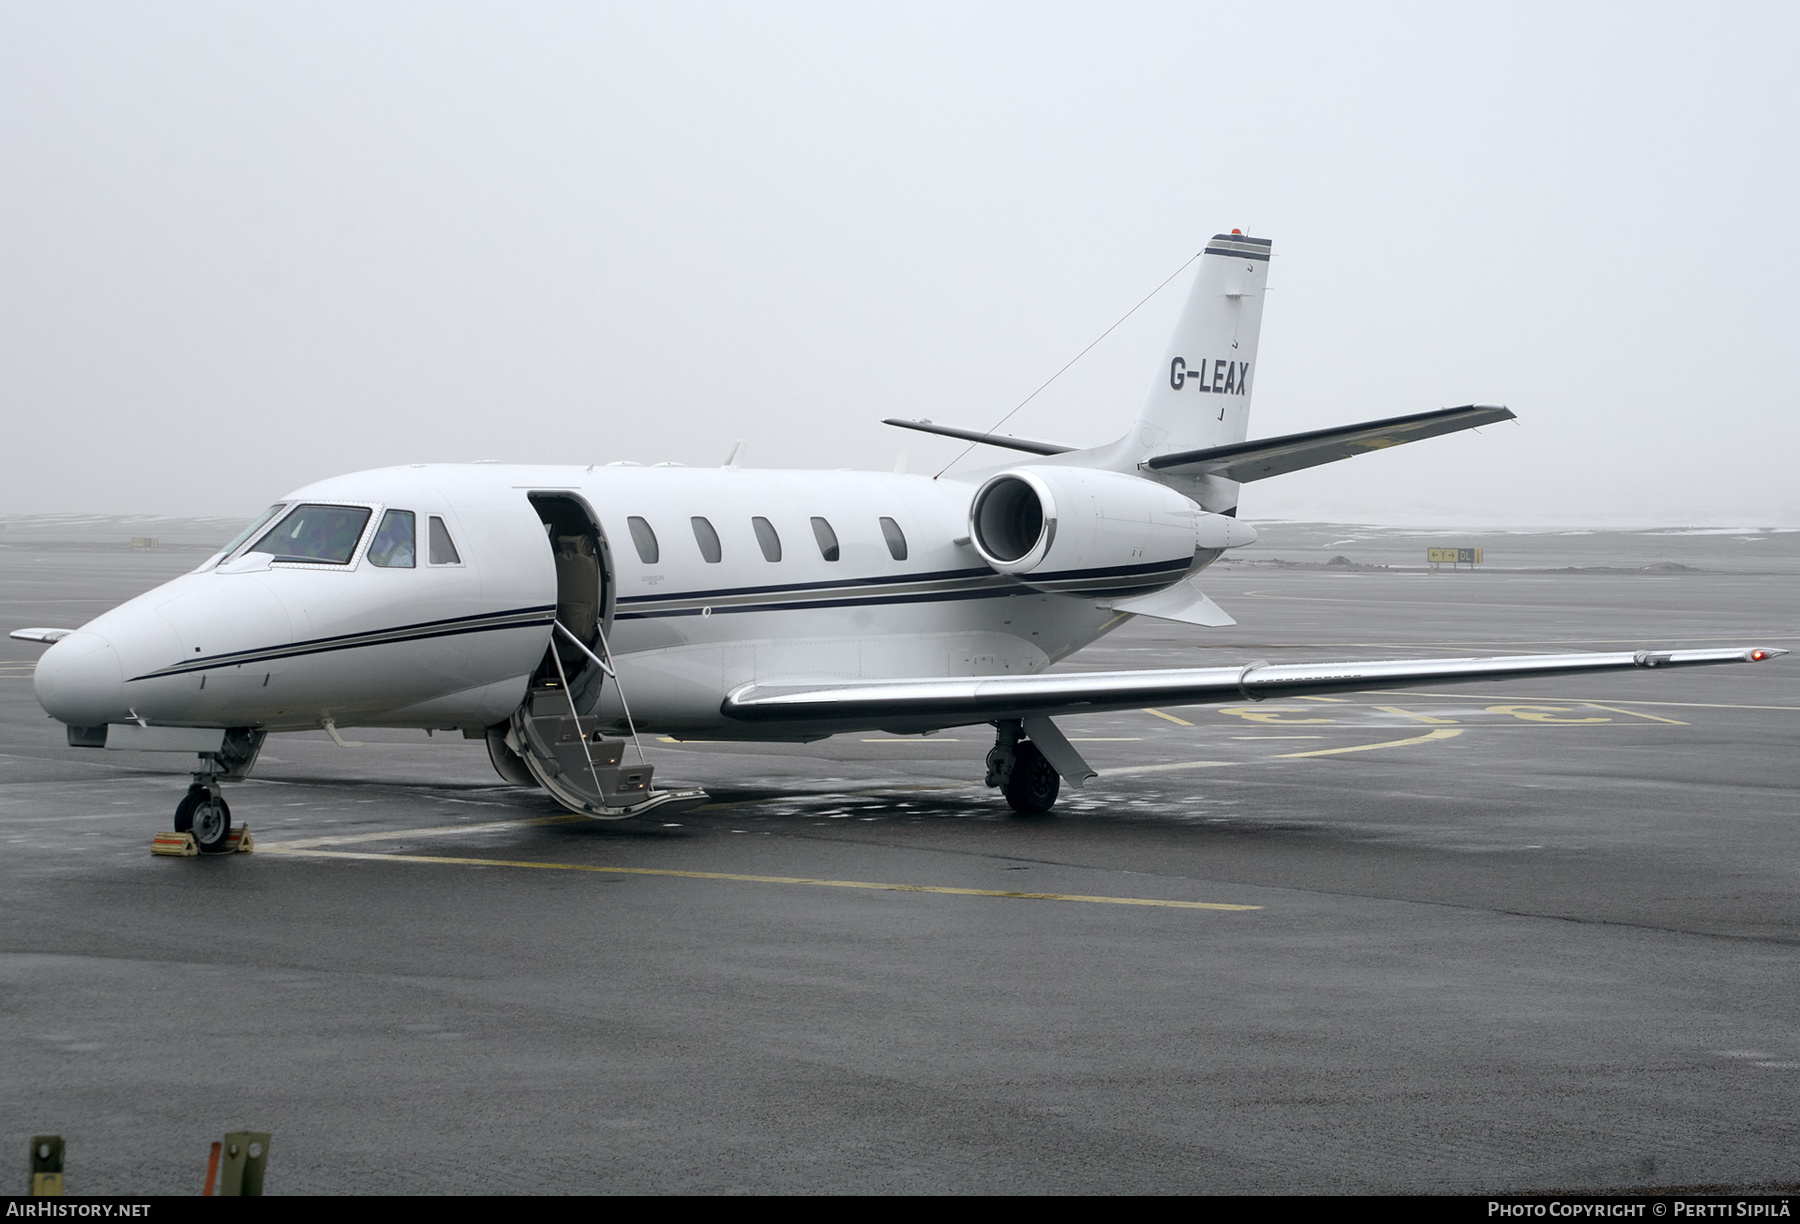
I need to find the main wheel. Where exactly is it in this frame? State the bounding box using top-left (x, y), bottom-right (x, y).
top-left (1001, 741), bottom-right (1060, 814)
top-left (190, 794), bottom-right (233, 854)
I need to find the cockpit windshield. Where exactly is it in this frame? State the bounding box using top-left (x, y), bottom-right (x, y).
top-left (219, 505), bottom-right (287, 559)
top-left (252, 504), bottom-right (373, 565)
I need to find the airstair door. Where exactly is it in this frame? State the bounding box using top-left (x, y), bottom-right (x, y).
top-left (485, 492), bottom-right (704, 819)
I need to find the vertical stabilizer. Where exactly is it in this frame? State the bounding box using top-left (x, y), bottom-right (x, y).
top-left (1090, 232), bottom-right (1269, 511)
top-left (1138, 232), bottom-right (1270, 457)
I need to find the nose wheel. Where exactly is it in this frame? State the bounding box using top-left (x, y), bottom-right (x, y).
top-left (174, 783), bottom-right (234, 854)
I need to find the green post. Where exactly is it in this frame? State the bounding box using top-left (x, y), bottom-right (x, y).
top-left (216, 1131), bottom-right (271, 1196)
top-left (29, 1135), bottom-right (64, 1196)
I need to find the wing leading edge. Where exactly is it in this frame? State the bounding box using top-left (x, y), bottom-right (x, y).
top-left (724, 647), bottom-right (1783, 732)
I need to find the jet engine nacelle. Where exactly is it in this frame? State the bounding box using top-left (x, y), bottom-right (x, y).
top-left (967, 466), bottom-right (1251, 598)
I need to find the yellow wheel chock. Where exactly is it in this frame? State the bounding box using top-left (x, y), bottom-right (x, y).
top-left (152, 825), bottom-right (254, 857)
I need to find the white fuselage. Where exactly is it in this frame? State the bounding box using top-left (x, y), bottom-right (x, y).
top-left (35, 463), bottom-right (1183, 740)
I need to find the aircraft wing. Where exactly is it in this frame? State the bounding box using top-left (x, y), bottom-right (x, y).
top-left (723, 647), bottom-right (1783, 731)
top-left (1145, 404), bottom-right (1515, 482)
top-left (9, 628), bottom-right (73, 644)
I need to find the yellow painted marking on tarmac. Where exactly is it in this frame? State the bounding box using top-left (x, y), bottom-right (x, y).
top-left (257, 814), bottom-right (585, 851)
top-left (1576, 702), bottom-right (1687, 725)
top-left (1142, 708), bottom-right (1193, 726)
top-left (1293, 695), bottom-right (1351, 702)
top-left (1371, 704), bottom-right (1458, 724)
top-left (1486, 705), bottom-right (1608, 724)
top-left (1277, 728), bottom-right (1463, 758)
top-left (1218, 705), bottom-right (1334, 724)
top-left (255, 847), bottom-right (1261, 911)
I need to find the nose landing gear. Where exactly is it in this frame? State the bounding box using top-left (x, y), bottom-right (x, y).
top-left (175, 783), bottom-right (234, 854)
top-left (172, 729), bottom-right (264, 855)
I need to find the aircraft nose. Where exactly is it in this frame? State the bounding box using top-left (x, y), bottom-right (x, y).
top-left (35, 630), bottom-right (127, 728)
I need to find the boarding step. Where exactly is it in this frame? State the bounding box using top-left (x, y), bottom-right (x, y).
top-left (517, 715), bottom-right (655, 806)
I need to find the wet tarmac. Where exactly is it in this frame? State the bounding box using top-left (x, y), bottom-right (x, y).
top-left (2, 524), bottom-right (1797, 1193)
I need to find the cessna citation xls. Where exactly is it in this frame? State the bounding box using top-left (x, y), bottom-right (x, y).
top-left (13, 231), bottom-right (1785, 851)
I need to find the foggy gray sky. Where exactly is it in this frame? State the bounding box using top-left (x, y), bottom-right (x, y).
top-left (3, 2), bottom-right (1795, 526)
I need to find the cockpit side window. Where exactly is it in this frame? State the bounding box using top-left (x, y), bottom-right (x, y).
top-left (256, 504), bottom-right (372, 565)
top-left (427, 516), bottom-right (462, 565)
top-left (221, 505), bottom-right (286, 560)
top-left (627, 517), bottom-right (659, 565)
top-left (367, 510), bottom-right (416, 568)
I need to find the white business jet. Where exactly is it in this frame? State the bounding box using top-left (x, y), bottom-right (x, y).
top-left (12, 231), bottom-right (1784, 851)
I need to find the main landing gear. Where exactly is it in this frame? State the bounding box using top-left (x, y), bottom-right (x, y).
top-left (985, 721), bottom-right (1061, 814)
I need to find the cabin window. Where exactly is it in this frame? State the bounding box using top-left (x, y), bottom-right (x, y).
top-left (691, 516), bottom-right (722, 564)
top-left (368, 510), bottom-right (417, 568)
top-left (810, 516), bottom-right (840, 562)
top-left (752, 516), bottom-right (782, 562)
top-left (256, 504), bottom-right (372, 565)
top-left (627, 516), bottom-right (659, 564)
top-left (880, 516), bottom-right (908, 561)
top-left (427, 516), bottom-right (462, 565)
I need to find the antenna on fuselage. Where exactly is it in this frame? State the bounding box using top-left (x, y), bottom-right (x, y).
top-left (931, 247), bottom-right (1203, 480)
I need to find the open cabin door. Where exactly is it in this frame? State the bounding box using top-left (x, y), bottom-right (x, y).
top-left (486, 492), bottom-right (703, 819)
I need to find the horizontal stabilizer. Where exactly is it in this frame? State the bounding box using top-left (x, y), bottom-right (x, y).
top-left (9, 628), bottom-right (72, 644)
top-left (1104, 581), bottom-right (1235, 627)
top-left (724, 647), bottom-right (1784, 732)
top-left (1145, 404), bottom-right (1515, 482)
top-left (881, 418), bottom-right (1075, 456)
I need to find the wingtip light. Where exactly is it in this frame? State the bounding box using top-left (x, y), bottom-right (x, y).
top-left (1749, 648), bottom-right (1785, 662)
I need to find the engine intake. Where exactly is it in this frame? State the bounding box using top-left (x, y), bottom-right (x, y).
top-left (971, 474), bottom-right (1053, 566)
top-left (968, 466), bottom-right (1250, 597)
